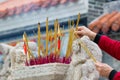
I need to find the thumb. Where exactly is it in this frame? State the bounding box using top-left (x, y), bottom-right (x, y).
top-left (95, 61), bottom-right (101, 67)
top-left (74, 31), bottom-right (84, 37)
top-left (77, 26), bottom-right (84, 31)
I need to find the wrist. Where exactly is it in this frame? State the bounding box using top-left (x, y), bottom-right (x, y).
top-left (89, 32), bottom-right (97, 41)
top-left (109, 69), bottom-right (117, 80)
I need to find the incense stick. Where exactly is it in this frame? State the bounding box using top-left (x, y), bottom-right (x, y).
top-left (49, 29), bottom-right (53, 53)
top-left (78, 40), bottom-right (96, 63)
top-left (73, 13), bottom-right (81, 40)
top-left (33, 30), bottom-right (45, 55)
top-left (38, 23), bottom-right (41, 57)
top-left (46, 17), bottom-right (49, 56)
top-left (72, 20), bottom-right (74, 27)
top-left (54, 19), bottom-right (58, 54)
top-left (76, 13), bottom-right (80, 30)
top-left (68, 19), bottom-right (71, 29)
top-left (23, 32), bottom-right (35, 59)
top-left (65, 28), bottom-right (74, 58)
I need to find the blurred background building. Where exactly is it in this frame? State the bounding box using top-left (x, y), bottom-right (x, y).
top-left (0, 0), bottom-right (87, 43)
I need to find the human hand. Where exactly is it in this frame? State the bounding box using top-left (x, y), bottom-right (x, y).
top-left (74, 26), bottom-right (97, 40)
top-left (95, 61), bottom-right (113, 78)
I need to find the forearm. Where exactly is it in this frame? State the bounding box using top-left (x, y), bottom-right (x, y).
top-left (94, 34), bottom-right (120, 60)
top-left (93, 34), bottom-right (101, 44)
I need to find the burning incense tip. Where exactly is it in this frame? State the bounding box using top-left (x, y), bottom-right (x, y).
top-left (38, 22), bottom-right (40, 25)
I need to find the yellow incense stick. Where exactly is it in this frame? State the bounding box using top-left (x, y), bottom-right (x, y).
top-left (72, 20), bottom-right (74, 27)
top-left (58, 24), bottom-right (61, 36)
top-left (46, 17), bottom-right (49, 56)
top-left (65, 28), bottom-right (74, 58)
top-left (49, 29), bottom-right (53, 53)
top-left (23, 32), bottom-right (35, 59)
top-left (65, 34), bottom-right (71, 58)
top-left (23, 35), bottom-right (29, 63)
top-left (76, 13), bottom-right (80, 30)
top-left (57, 24), bottom-right (61, 55)
top-left (78, 40), bottom-right (96, 63)
top-left (69, 28), bottom-right (74, 56)
top-left (33, 30), bottom-right (45, 55)
top-left (38, 23), bottom-right (41, 57)
top-left (69, 28), bottom-right (74, 53)
top-left (54, 19), bottom-right (58, 54)
top-left (73, 13), bottom-right (81, 40)
top-left (68, 19), bottom-right (71, 29)
top-left (23, 33), bottom-right (30, 61)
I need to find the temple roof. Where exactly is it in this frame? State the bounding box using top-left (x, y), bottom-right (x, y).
top-left (88, 11), bottom-right (120, 34)
top-left (0, 0), bottom-right (78, 18)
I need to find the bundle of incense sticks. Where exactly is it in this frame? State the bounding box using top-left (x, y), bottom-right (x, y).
top-left (23, 13), bottom-right (82, 66)
top-left (23, 20), bottom-right (71, 66)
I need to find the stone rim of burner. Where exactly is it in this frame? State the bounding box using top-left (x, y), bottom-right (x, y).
top-left (10, 63), bottom-right (69, 80)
